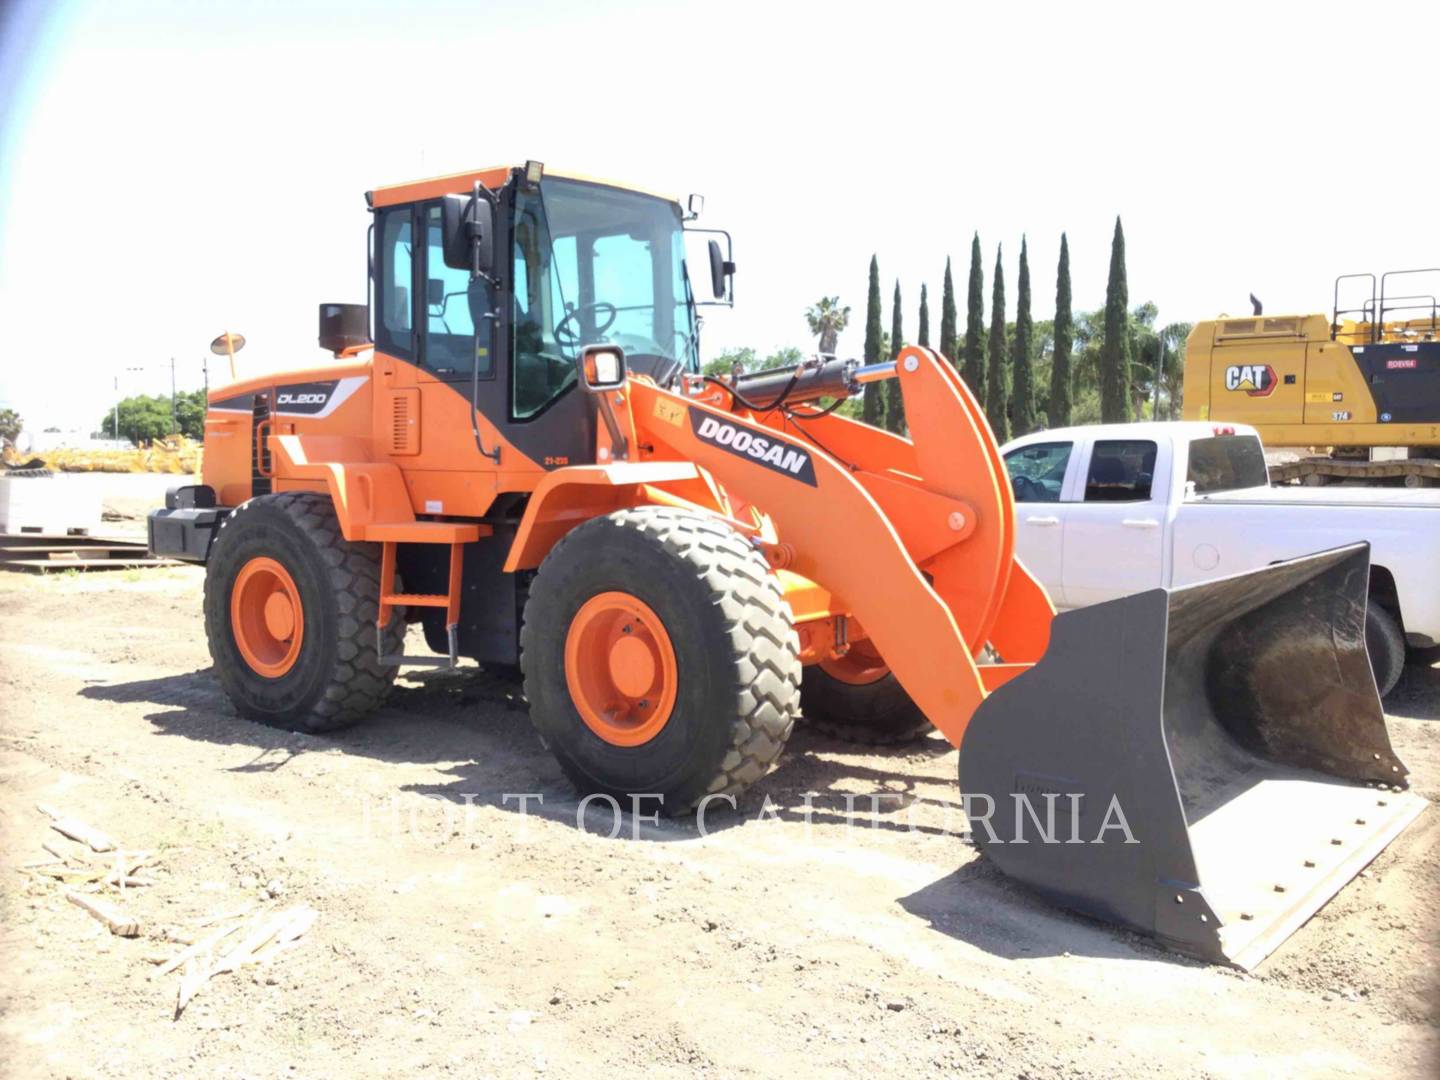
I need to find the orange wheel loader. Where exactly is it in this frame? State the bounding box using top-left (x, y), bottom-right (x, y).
top-left (149, 162), bottom-right (1425, 968)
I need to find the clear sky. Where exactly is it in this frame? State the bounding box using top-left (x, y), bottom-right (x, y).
top-left (1, 0), bottom-right (1434, 431)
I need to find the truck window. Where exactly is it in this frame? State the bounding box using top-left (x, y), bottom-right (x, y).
top-left (1004, 442), bottom-right (1071, 502)
top-left (1186, 435), bottom-right (1269, 494)
top-left (1084, 440), bottom-right (1156, 502)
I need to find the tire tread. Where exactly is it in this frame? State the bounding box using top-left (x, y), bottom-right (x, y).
top-left (203, 491), bottom-right (399, 731)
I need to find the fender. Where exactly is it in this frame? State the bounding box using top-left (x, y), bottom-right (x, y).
top-left (269, 434), bottom-right (416, 541)
top-left (502, 461), bottom-right (703, 572)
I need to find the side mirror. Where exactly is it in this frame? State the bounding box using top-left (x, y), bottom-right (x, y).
top-left (426, 279), bottom-right (445, 308)
top-left (441, 191), bottom-right (494, 275)
top-left (708, 239), bottom-right (729, 300)
top-left (578, 344), bottom-right (628, 392)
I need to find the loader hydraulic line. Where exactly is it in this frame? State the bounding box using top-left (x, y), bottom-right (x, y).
top-left (713, 357), bottom-right (897, 412)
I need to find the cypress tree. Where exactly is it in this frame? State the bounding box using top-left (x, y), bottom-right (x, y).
top-left (939, 258), bottom-right (958, 366)
top-left (861, 255), bottom-right (885, 425)
top-left (1010, 236), bottom-right (1035, 436)
top-left (885, 281), bottom-right (906, 433)
top-left (1100, 216), bottom-right (1132, 423)
top-left (1049, 233), bottom-right (1073, 427)
top-left (917, 283), bottom-right (930, 348)
top-left (985, 245), bottom-right (1009, 441)
top-left (962, 233), bottom-right (986, 405)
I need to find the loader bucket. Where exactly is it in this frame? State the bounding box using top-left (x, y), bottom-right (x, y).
top-left (959, 544), bottom-right (1426, 969)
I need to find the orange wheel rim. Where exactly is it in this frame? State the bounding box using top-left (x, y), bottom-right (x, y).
top-left (230, 556), bottom-right (304, 678)
top-left (564, 591), bottom-right (678, 747)
top-left (819, 639), bottom-right (889, 686)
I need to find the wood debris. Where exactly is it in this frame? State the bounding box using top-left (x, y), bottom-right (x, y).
top-left (160, 904), bottom-right (319, 1017)
top-left (65, 890), bottom-right (140, 937)
top-left (35, 803), bottom-right (116, 852)
top-left (155, 921), bottom-right (246, 977)
top-left (24, 806), bottom-right (314, 1019)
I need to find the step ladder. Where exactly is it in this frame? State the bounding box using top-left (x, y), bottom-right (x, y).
top-left (370, 522), bottom-right (488, 669)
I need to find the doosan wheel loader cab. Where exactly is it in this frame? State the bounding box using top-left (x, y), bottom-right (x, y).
top-left (149, 162), bottom-right (1425, 970)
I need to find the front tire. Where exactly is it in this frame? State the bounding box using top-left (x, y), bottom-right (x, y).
top-left (203, 492), bottom-right (401, 732)
top-left (520, 507), bottom-right (801, 813)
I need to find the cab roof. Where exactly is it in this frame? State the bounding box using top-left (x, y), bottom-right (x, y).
top-left (367, 165), bottom-right (680, 209)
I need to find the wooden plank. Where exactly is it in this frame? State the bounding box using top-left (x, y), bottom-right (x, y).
top-left (0, 533), bottom-right (131, 546)
top-left (65, 890), bottom-right (140, 937)
top-left (0, 544), bottom-right (148, 556)
top-left (154, 921), bottom-right (245, 977)
top-left (36, 805), bottom-right (116, 851)
top-left (3, 557), bottom-right (172, 573)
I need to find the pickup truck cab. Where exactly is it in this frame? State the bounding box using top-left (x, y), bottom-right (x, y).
top-left (1002, 421), bottom-right (1440, 696)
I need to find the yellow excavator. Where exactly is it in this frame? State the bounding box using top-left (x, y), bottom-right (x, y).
top-left (1183, 269), bottom-right (1440, 485)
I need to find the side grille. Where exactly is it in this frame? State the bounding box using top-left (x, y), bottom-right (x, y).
top-left (389, 389), bottom-right (420, 455)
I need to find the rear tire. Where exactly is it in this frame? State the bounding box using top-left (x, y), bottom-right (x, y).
top-left (521, 506), bottom-right (800, 814)
top-left (801, 658), bottom-right (932, 746)
top-left (203, 492), bottom-right (401, 732)
top-left (1365, 603), bottom-right (1405, 700)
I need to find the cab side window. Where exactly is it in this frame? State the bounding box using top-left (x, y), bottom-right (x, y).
top-left (422, 205), bottom-right (493, 379)
top-left (1084, 440), bottom-right (1157, 502)
top-left (511, 196), bottom-right (578, 419)
top-left (1004, 442), bottom-right (1071, 502)
top-left (374, 207), bottom-right (415, 360)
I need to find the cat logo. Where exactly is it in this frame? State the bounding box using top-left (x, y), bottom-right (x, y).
top-left (1223, 364), bottom-right (1277, 397)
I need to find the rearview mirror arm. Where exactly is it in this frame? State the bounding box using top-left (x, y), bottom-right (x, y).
top-left (469, 180), bottom-right (502, 289)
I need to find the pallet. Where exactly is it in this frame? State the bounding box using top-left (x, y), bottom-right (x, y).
top-left (0, 526), bottom-right (92, 536)
top-left (0, 535), bottom-right (175, 574)
top-left (3, 557), bottom-right (174, 573)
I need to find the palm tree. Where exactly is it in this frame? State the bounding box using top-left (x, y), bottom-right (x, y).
top-left (805, 296), bottom-right (851, 355)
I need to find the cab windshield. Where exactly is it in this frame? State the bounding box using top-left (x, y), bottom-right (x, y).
top-left (511, 177), bottom-right (698, 419)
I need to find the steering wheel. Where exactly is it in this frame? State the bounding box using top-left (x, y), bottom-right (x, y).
top-left (1012, 475), bottom-right (1045, 501)
top-left (554, 302), bottom-right (618, 346)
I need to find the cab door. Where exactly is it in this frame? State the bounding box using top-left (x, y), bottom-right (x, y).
top-left (1003, 439), bottom-right (1076, 605)
top-left (1059, 438), bottom-right (1168, 606)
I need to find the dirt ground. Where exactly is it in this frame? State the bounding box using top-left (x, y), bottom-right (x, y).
top-left (1, 564), bottom-right (1437, 1079)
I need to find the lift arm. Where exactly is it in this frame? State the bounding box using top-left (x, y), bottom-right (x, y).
top-left (627, 345), bottom-right (1054, 748)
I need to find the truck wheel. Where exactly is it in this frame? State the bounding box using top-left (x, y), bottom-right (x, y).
top-left (203, 492), bottom-right (401, 732)
top-left (801, 641), bottom-right (932, 744)
top-left (521, 506), bottom-right (800, 814)
top-left (1365, 604), bottom-right (1405, 699)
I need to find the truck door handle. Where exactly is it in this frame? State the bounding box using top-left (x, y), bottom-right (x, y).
top-left (1121, 518), bottom-right (1159, 529)
top-left (1024, 515), bottom-right (1060, 526)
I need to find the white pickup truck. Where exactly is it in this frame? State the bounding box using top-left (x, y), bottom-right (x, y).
top-left (1001, 421), bottom-right (1440, 697)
